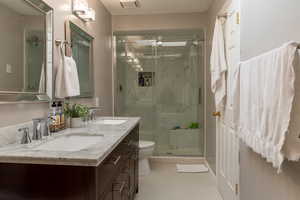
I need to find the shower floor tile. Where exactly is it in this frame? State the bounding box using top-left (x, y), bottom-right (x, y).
top-left (135, 162), bottom-right (222, 200)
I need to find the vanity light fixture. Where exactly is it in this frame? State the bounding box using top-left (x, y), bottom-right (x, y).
top-left (79, 8), bottom-right (96, 22)
top-left (72, 0), bottom-right (88, 14)
top-left (72, 0), bottom-right (96, 22)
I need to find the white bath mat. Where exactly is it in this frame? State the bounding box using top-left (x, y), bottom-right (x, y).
top-left (176, 164), bottom-right (209, 173)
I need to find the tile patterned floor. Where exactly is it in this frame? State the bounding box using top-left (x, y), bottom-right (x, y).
top-left (135, 162), bottom-right (223, 200)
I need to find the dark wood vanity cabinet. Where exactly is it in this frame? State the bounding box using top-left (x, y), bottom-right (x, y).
top-left (98, 125), bottom-right (139, 200)
top-left (0, 125), bottom-right (139, 200)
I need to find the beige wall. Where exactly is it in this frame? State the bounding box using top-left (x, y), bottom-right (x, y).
top-left (240, 0), bottom-right (300, 199)
top-left (112, 12), bottom-right (209, 31)
top-left (0, 0), bottom-right (113, 128)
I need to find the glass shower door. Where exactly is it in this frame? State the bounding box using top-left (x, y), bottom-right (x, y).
top-left (154, 40), bottom-right (203, 156)
top-left (115, 31), bottom-right (204, 157)
top-left (115, 37), bottom-right (157, 143)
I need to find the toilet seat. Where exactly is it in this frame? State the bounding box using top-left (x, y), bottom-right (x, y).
top-left (139, 141), bottom-right (155, 149)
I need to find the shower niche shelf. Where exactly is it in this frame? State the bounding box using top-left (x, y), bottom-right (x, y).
top-left (138, 72), bottom-right (155, 87)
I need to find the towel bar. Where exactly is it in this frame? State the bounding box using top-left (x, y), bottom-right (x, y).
top-left (55, 40), bottom-right (71, 46)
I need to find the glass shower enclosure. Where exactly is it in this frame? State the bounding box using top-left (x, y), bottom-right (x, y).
top-left (114, 30), bottom-right (205, 157)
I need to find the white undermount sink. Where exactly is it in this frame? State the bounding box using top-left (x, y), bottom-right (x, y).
top-left (96, 119), bottom-right (127, 125)
top-left (34, 134), bottom-right (104, 152)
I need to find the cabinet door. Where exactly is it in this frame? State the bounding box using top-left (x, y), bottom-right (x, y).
top-left (113, 182), bottom-right (129, 200)
top-left (104, 191), bottom-right (113, 200)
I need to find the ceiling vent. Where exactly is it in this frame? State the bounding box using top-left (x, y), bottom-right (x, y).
top-left (120, 0), bottom-right (141, 9)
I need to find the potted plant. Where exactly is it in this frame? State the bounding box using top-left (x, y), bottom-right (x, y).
top-left (64, 103), bottom-right (89, 128)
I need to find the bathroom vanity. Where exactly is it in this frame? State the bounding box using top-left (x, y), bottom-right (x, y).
top-left (0, 117), bottom-right (140, 200)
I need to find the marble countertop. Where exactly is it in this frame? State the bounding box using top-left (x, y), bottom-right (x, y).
top-left (0, 117), bottom-right (140, 167)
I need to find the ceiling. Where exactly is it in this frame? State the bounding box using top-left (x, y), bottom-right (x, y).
top-left (100, 0), bottom-right (214, 15)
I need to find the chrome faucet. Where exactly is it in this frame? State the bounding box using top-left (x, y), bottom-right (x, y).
top-left (32, 118), bottom-right (43, 140)
top-left (89, 107), bottom-right (101, 121)
top-left (32, 117), bottom-right (54, 140)
top-left (44, 117), bottom-right (53, 137)
top-left (18, 127), bottom-right (31, 144)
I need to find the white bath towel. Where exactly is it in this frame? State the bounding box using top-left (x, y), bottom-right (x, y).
top-left (55, 44), bottom-right (80, 98)
top-left (210, 18), bottom-right (228, 111)
top-left (283, 51), bottom-right (300, 162)
top-left (235, 42), bottom-right (297, 171)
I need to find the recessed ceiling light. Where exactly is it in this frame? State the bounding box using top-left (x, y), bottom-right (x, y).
top-left (157, 41), bottom-right (163, 46)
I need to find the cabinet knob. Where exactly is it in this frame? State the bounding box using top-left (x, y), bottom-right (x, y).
top-left (213, 112), bottom-right (221, 117)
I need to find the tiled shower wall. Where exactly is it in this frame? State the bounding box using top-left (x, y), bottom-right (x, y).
top-left (118, 44), bottom-right (204, 155)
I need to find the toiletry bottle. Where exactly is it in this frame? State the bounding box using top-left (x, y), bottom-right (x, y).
top-left (57, 101), bottom-right (65, 130)
top-left (139, 73), bottom-right (145, 87)
top-left (55, 102), bottom-right (61, 131)
top-left (49, 102), bottom-right (59, 132)
top-left (50, 102), bottom-right (60, 132)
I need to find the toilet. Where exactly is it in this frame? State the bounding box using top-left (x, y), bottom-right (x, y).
top-left (139, 140), bottom-right (155, 176)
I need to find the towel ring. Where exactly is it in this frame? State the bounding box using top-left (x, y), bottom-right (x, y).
top-left (55, 40), bottom-right (71, 47)
top-left (55, 40), bottom-right (73, 56)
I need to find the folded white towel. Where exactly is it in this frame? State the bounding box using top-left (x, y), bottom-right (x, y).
top-left (234, 42), bottom-right (297, 172)
top-left (55, 44), bottom-right (80, 98)
top-left (210, 18), bottom-right (228, 111)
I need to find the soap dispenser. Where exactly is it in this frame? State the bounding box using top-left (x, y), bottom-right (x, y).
top-left (57, 101), bottom-right (65, 130)
top-left (49, 102), bottom-right (59, 132)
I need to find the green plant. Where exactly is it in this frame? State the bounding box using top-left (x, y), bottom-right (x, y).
top-left (188, 122), bottom-right (199, 129)
top-left (64, 103), bottom-right (89, 118)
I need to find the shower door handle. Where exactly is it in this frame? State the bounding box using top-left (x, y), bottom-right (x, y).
top-left (198, 88), bottom-right (202, 105)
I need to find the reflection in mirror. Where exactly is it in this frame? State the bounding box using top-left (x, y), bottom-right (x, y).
top-left (66, 21), bottom-right (94, 98)
top-left (0, 0), bottom-right (53, 102)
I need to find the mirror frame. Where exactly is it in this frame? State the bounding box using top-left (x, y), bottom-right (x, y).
top-left (65, 20), bottom-right (95, 98)
top-left (0, 0), bottom-right (53, 104)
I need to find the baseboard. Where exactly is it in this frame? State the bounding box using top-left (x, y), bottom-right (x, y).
top-left (150, 156), bottom-right (206, 164)
top-left (205, 160), bottom-right (217, 180)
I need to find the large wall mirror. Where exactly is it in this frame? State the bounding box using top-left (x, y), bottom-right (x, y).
top-left (0, 0), bottom-right (53, 103)
top-left (66, 21), bottom-right (94, 98)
